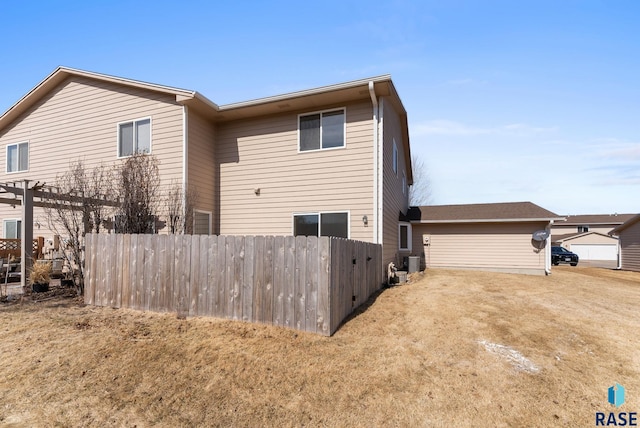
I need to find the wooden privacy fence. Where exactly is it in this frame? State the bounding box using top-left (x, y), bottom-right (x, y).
top-left (84, 234), bottom-right (383, 336)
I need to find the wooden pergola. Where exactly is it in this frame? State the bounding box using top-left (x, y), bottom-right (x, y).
top-left (0, 180), bottom-right (118, 288)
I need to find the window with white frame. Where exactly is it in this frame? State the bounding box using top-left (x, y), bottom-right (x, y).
top-left (118, 118), bottom-right (151, 157)
top-left (4, 219), bottom-right (21, 239)
top-left (6, 142), bottom-right (29, 173)
top-left (293, 212), bottom-right (349, 238)
top-left (193, 211), bottom-right (212, 235)
top-left (399, 223), bottom-right (411, 251)
top-left (299, 109), bottom-right (345, 151)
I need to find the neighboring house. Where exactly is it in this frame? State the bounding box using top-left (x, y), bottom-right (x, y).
top-left (0, 67), bottom-right (412, 268)
top-left (551, 214), bottom-right (636, 263)
top-left (406, 202), bottom-right (564, 275)
top-left (609, 214), bottom-right (640, 272)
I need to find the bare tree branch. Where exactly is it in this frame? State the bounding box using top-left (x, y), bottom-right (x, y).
top-left (409, 153), bottom-right (433, 206)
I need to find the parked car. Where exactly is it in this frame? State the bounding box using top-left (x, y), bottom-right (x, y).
top-left (551, 246), bottom-right (579, 266)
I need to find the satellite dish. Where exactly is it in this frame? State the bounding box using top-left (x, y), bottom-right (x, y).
top-left (532, 230), bottom-right (550, 242)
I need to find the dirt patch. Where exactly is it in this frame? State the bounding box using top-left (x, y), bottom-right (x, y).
top-left (0, 267), bottom-right (638, 426)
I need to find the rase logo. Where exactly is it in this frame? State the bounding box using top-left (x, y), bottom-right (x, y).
top-left (596, 383), bottom-right (637, 426)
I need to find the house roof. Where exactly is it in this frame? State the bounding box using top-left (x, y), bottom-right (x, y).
top-left (406, 202), bottom-right (563, 224)
top-left (554, 213), bottom-right (636, 226)
top-left (0, 67), bottom-right (412, 182)
top-left (610, 214), bottom-right (640, 235)
top-left (552, 231), bottom-right (617, 243)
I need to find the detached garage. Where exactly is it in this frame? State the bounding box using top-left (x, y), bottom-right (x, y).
top-left (407, 202), bottom-right (564, 275)
top-left (553, 232), bottom-right (619, 263)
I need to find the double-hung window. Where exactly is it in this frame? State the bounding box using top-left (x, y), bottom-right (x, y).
top-left (118, 118), bottom-right (151, 157)
top-left (299, 109), bottom-right (345, 151)
top-left (293, 212), bottom-right (349, 239)
top-left (6, 142), bottom-right (29, 173)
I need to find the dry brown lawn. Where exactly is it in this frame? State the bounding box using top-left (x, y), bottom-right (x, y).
top-left (1, 266), bottom-right (639, 427)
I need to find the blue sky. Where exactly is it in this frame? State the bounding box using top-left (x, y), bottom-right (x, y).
top-left (1, 0), bottom-right (638, 214)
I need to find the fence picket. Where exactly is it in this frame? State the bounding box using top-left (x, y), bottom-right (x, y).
top-left (272, 236), bottom-right (285, 327)
top-left (242, 236), bottom-right (254, 322)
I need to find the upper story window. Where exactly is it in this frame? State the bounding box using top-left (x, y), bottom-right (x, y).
top-left (6, 142), bottom-right (29, 173)
top-left (293, 211), bottom-right (349, 239)
top-left (118, 118), bottom-right (151, 157)
top-left (299, 109), bottom-right (345, 152)
top-left (392, 139), bottom-right (398, 175)
top-left (578, 225), bottom-right (589, 233)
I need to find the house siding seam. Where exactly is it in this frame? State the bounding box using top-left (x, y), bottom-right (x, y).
top-left (0, 75), bottom-right (184, 237)
top-left (215, 101), bottom-right (375, 241)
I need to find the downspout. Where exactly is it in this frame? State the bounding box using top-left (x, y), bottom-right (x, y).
top-left (369, 82), bottom-right (381, 244)
top-left (182, 106), bottom-right (189, 230)
top-left (545, 221), bottom-right (552, 275)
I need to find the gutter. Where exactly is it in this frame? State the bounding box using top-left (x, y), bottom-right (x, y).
top-left (369, 81), bottom-right (380, 244)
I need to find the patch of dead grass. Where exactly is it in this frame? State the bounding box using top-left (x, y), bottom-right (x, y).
top-left (0, 267), bottom-right (638, 426)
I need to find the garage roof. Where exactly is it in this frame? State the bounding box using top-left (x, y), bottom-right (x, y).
top-left (610, 214), bottom-right (640, 235)
top-left (555, 213), bottom-right (636, 226)
top-left (407, 202), bottom-right (564, 224)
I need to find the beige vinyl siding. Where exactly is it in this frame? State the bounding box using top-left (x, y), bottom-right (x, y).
top-left (0, 76), bottom-right (184, 237)
top-left (381, 98), bottom-right (410, 266)
top-left (619, 221), bottom-right (640, 272)
top-left (412, 222), bottom-right (548, 275)
top-left (216, 101), bottom-right (374, 240)
top-left (186, 109), bottom-right (216, 231)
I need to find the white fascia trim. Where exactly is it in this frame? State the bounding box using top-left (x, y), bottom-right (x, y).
top-left (219, 75), bottom-right (391, 110)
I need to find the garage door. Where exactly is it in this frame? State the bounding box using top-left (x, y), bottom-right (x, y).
top-left (570, 244), bottom-right (618, 261)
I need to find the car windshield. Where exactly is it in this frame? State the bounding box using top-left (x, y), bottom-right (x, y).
top-left (553, 247), bottom-right (570, 254)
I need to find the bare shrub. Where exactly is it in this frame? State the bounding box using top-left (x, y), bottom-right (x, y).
top-left (43, 160), bottom-right (115, 294)
top-left (166, 180), bottom-right (199, 234)
top-left (114, 153), bottom-right (160, 234)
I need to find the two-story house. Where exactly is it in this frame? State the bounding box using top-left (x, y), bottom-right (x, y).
top-left (0, 67), bottom-right (412, 268)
